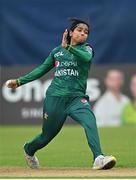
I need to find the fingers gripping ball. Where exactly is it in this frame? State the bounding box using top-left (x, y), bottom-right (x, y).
top-left (5, 79), bottom-right (18, 89)
top-left (5, 80), bottom-right (12, 88)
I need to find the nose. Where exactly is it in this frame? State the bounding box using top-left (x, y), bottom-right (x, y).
top-left (81, 32), bottom-right (85, 36)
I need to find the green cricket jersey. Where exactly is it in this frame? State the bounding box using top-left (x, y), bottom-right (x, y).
top-left (17, 43), bottom-right (94, 96)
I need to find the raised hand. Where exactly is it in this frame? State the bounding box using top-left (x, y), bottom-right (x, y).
top-left (61, 29), bottom-right (68, 48)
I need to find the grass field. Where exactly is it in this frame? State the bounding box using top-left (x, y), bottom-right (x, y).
top-left (0, 125), bottom-right (136, 178)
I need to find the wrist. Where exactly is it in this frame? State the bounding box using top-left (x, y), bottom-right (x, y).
top-left (61, 44), bottom-right (67, 49)
top-left (16, 79), bottom-right (21, 87)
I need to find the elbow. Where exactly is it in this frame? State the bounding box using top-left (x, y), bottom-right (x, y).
top-left (83, 54), bottom-right (92, 62)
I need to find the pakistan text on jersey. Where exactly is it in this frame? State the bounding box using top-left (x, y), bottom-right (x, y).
top-left (55, 69), bottom-right (79, 77)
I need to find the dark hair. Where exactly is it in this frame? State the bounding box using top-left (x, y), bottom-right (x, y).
top-left (67, 17), bottom-right (90, 44)
top-left (68, 17), bottom-right (90, 31)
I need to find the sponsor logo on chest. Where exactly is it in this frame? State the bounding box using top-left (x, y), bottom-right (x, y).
top-left (54, 51), bottom-right (79, 77)
top-left (55, 60), bottom-right (77, 67)
top-left (54, 59), bottom-right (79, 77)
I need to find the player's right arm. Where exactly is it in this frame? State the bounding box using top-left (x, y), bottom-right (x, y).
top-left (5, 50), bottom-right (56, 89)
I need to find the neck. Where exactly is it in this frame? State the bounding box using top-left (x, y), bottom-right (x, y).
top-left (70, 39), bottom-right (78, 46)
top-left (109, 90), bottom-right (121, 100)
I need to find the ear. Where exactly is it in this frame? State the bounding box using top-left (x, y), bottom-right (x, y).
top-left (69, 30), bottom-right (73, 37)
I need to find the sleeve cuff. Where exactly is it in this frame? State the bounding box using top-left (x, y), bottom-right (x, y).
top-left (16, 79), bottom-right (21, 87)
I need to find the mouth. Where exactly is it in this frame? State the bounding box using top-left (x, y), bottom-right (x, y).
top-left (78, 36), bottom-right (86, 42)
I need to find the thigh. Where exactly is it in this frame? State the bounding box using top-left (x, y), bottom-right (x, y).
top-left (68, 97), bottom-right (96, 126)
top-left (42, 96), bottom-right (67, 135)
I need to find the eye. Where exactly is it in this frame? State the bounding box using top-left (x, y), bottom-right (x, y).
top-left (84, 30), bottom-right (88, 35)
top-left (77, 28), bottom-right (82, 32)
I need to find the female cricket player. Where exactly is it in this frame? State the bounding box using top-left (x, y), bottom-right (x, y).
top-left (6, 18), bottom-right (116, 170)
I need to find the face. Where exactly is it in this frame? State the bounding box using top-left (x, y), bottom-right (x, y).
top-left (130, 75), bottom-right (136, 98)
top-left (105, 70), bottom-right (124, 92)
top-left (70, 23), bottom-right (89, 44)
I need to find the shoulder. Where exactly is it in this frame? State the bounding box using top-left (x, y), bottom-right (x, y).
top-left (51, 46), bottom-right (61, 54)
top-left (94, 92), bottom-right (109, 108)
top-left (100, 91), bottom-right (111, 100)
top-left (84, 43), bottom-right (93, 48)
top-left (83, 43), bottom-right (95, 57)
top-left (121, 94), bottom-right (130, 103)
top-left (94, 91), bottom-right (115, 106)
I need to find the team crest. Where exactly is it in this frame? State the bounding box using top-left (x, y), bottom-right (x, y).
top-left (44, 112), bottom-right (48, 119)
